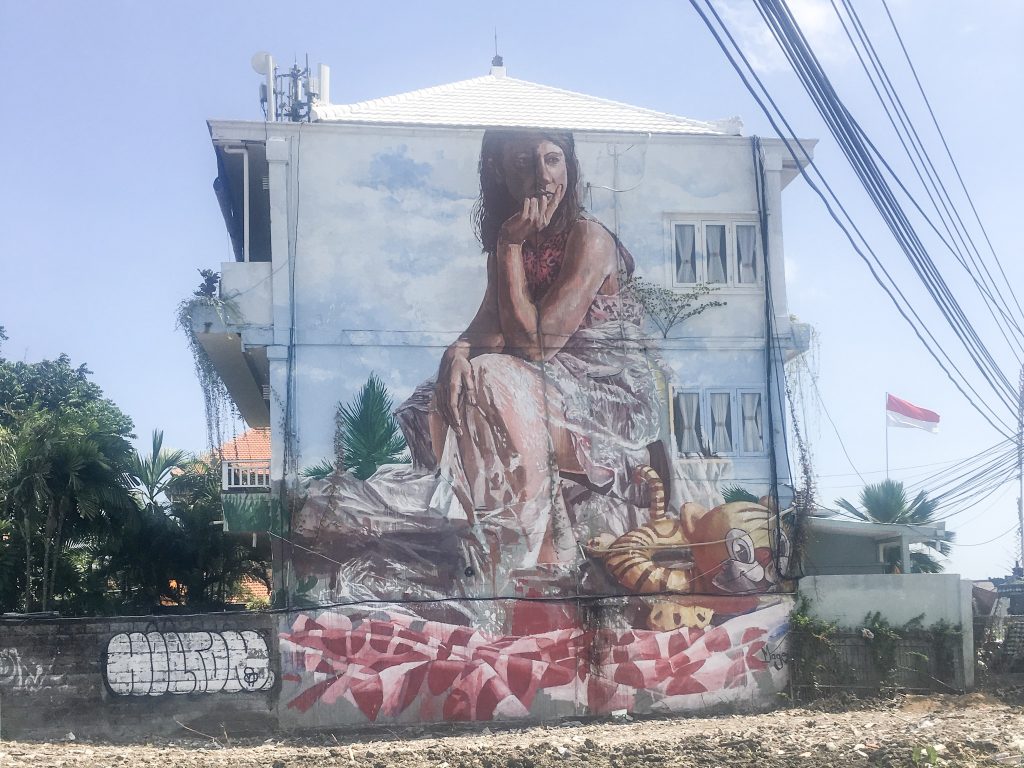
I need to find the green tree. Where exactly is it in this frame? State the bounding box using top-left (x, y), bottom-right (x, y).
top-left (101, 438), bottom-right (268, 611)
top-left (835, 479), bottom-right (952, 573)
top-left (160, 458), bottom-right (269, 607)
top-left (0, 334), bottom-right (135, 612)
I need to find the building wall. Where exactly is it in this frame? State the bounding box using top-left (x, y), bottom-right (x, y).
top-left (802, 531), bottom-right (888, 576)
top-left (211, 120), bottom-right (806, 726)
top-left (0, 613), bottom-right (277, 740)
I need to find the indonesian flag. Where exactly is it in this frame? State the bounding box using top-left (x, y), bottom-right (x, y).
top-left (886, 393), bottom-right (940, 433)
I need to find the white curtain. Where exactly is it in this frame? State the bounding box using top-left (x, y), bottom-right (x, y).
top-left (742, 392), bottom-right (763, 452)
top-left (710, 392), bottom-right (732, 452)
top-left (675, 224), bottom-right (696, 283)
top-left (737, 224), bottom-right (758, 284)
top-left (675, 392), bottom-right (700, 453)
top-left (706, 225), bottom-right (727, 284)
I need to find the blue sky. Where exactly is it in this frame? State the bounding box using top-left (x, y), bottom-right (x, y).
top-left (1, 0), bottom-right (1021, 578)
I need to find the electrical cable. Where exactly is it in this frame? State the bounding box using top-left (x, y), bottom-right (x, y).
top-left (830, 0), bottom-right (1024, 357)
top-left (880, 0), bottom-right (1024, 325)
top-left (687, 0), bottom-right (1015, 438)
top-left (751, 0), bottom-right (1019, 412)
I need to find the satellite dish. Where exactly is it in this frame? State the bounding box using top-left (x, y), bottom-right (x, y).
top-left (251, 51), bottom-right (272, 75)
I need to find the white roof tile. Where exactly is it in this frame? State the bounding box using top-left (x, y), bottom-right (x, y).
top-left (313, 71), bottom-right (742, 136)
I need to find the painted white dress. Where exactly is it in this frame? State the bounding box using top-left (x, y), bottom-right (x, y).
top-left (295, 226), bottom-right (663, 597)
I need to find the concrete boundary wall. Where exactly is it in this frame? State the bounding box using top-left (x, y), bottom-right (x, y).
top-left (798, 574), bottom-right (975, 689)
top-left (0, 612), bottom-right (277, 740)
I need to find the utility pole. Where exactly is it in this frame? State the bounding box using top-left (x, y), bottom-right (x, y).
top-left (1017, 367), bottom-right (1024, 575)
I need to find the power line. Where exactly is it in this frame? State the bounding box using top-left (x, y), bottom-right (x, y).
top-left (879, 0), bottom-right (1024, 326)
top-left (829, 0), bottom-right (1024, 363)
top-left (750, 0), bottom-right (1019, 412)
top-left (686, 0), bottom-right (1015, 439)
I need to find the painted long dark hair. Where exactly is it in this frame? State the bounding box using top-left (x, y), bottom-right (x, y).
top-left (472, 129), bottom-right (584, 258)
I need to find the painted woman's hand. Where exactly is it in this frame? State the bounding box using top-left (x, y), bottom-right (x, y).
top-left (435, 344), bottom-right (475, 437)
top-left (498, 185), bottom-right (563, 248)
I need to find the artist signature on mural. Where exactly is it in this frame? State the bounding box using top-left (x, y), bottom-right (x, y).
top-left (757, 643), bottom-right (792, 671)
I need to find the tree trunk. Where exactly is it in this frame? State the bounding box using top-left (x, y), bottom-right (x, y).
top-left (22, 511), bottom-right (32, 612)
top-left (39, 499), bottom-right (58, 611)
top-left (46, 498), bottom-right (69, 612)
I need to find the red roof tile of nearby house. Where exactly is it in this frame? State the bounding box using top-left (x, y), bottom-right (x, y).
top-left (237, 574), bottom-right (271, 602)
top-left (218, 428), bottom-right (270, 462)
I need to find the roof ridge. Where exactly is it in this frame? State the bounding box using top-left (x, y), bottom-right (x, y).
top-left (330, 75), bottom-right (494, 114)
top-left (496, 75), bottom-right (727, 131)
top-left (314, 72), bottom-right (741, 135)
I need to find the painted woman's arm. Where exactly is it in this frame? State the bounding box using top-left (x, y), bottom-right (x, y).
top-left (456, 251), bottom-right (505, 357)
top-left (435, 252), bottom-right (504, 435)
top-left (497, 219), bottom-right (616, 361)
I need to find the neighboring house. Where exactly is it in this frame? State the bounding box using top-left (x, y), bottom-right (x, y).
top-left (801, 513), bottom-right (952, 576)
top-left (218, 427), bottom-right (272, 533)
top-left (192, 61), bottom-right (816, 725)
top-left (798, 513), bottom-right (973, 690)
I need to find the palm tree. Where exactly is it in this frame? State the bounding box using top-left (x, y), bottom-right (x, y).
top-left (129, 430), bottom-right (188, 511)
top-left (835, 479), bottom-right (952, 573)
top-left (335, 374), bottom-right (408, 480)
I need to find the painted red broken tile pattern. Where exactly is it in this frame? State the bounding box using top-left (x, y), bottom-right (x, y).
top-left (280, 601), bottom-right (787, 722)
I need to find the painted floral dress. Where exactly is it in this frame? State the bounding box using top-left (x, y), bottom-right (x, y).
top-left (391, 222), bottom-right (663, 589)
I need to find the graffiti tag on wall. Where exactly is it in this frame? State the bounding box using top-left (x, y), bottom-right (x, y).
top-left (0, 648), bottom-right (57, 692)
top-left (105, 630), bottom-right (274, 696)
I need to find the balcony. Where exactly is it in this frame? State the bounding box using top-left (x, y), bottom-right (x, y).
top-left (222, 459), bottom-right (271, 492)
top-left (190, 268), bottom-right (272, 429)
top-left (221, 459), bottom-right (273, 534)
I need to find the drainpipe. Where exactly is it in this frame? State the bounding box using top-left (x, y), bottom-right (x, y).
top-left (222, 145), bottom-right (250, 262)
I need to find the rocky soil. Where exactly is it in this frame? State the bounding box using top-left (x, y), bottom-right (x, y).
top-left (2, 693), bottom-right (1021, 767)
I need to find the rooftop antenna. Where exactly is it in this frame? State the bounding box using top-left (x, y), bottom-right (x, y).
top-left (250, 52), bottom-right (328, 122)
top-left (251, 51), bottom-right (275, 120)
top-left (491, 29), bottom-right (504, 72)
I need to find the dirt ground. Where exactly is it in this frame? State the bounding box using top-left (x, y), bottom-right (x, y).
top-left (2, 693), bottom-right (1022, 768)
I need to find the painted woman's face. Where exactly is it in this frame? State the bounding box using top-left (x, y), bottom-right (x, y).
top-left (499, 138), bottom-right (568, 215)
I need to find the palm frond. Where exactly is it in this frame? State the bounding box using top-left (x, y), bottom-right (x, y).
top-left (300, 458), bottom-right (336, 480)
top-left (336, 374), bottom-right (408, 480)
top-left (834, 496), bottom-right (869, 522)
top-left (722, 485), bottom-right (760, 504)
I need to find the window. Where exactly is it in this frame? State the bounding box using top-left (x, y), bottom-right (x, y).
top-left (674, 224), bottom-right (697, 284)
top-left (670, 387), bottom-right (768, 456)
top-left (704, 224), bottom-right (728, 284)
top-left (740, 391), bottom-right (764, 453)
top-left (707, 391), bottom-right (733, 453)
top-left (673, 391), bottom-right (702, 453)
top-left (736, 224), bottom-right (760, 284)
top-left (670, 218), bottom-right (762, 287)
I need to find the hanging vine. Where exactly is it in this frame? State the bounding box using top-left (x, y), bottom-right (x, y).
top-left (175, 269), bottom-right (239, 455)
top-left (783, 323), bottom-right (819, 579)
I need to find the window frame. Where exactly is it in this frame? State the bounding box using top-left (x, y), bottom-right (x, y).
top-left (704, 388), bottom-right (736, 456)
top-left (734, 222), bottom-right (763, 286)
top-left (737, 388), bottom-right (767, 455)
top-left (702, 221), bottom-right (731, 287)
top-left (668, 386), bottom-right (770, 458)
top-left (667, 215), bottom-right (765, 290)
top-left (671, 388), bottom-right (704, 455)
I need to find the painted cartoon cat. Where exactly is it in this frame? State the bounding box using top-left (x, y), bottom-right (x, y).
top-left (588, 466), bottom-right (792, 597)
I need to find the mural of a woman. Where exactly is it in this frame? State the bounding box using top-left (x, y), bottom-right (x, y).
top-left (396, 129), bottom-right (664, 587)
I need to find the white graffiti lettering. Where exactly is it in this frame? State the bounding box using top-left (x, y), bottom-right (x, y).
top-left (0, 648), bottom-right (55, 692)
top-left (105, 630), bottom-right (274, 696)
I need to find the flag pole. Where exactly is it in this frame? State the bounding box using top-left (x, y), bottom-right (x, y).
top-left (885, 392), bottom-right (890, 480)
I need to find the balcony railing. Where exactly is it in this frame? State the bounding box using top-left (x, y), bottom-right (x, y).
top-left (222, 459), bottom-right (271, 492)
